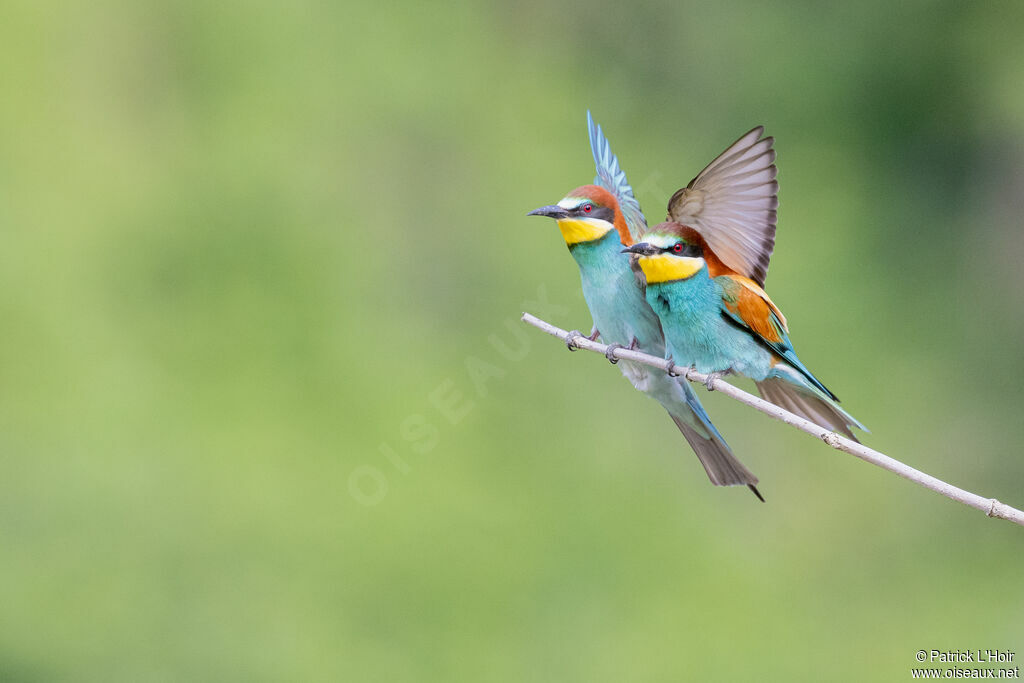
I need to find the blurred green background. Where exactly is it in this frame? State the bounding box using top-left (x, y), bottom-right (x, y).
top-left (2, 0), bottom-right (1023, 680)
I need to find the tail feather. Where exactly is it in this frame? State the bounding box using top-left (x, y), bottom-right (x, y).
top-left (668, 413), bottom-right (760, 488)
top-left (660, 382), bottom-right (760, 498)
top-left (756, 376), bottom-right (864, 441)
top-left (619, 362), bottom-right (761, 498)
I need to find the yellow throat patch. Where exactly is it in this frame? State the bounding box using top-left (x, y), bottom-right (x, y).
top-left (556, 218), bottom-right (612, 245)
top-left (638, 254), bottom-right (704, 283)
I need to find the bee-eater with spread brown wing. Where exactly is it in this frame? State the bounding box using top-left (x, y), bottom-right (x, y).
top-left (528, 113), bottom-right (765, 498)
top-left (623, 129), bottom-right (866, 440)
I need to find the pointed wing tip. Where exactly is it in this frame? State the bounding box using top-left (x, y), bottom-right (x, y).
top-left (735, 126), bottom-right (766, 146)
top-left (742, 127), bottom-right (774, 152)
top-left (587, 112), bottom-right (606, 157)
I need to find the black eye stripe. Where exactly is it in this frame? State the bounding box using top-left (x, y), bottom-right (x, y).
top-left (572, 204), bottom-right (615, 223)
top-left (664, 241), bottom-right (701, 257)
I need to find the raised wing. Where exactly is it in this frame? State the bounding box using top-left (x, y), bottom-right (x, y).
top-left (588, 111), bottom-right (647, 243)
top-left (668, 127), bottom-right (778, 286)
top-left (715, 273), bottom-right (836, 401)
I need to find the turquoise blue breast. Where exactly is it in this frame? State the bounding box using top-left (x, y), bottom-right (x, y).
top-left (645, 271), bottom-right (773, 378)
top-left (569, 232), bottom-right (665, 355)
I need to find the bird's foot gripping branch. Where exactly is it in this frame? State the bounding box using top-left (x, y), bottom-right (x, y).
top-left (521, 312), bottom-right (1024, 528)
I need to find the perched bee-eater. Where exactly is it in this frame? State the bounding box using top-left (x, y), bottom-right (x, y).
top-left (625, 221), bottom-right (865, 439)
top-left (528, 113), bottom-right (768, 498)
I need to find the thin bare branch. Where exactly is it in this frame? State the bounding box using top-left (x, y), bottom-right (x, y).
top-left (522, 312), bottom-right (1024, 527)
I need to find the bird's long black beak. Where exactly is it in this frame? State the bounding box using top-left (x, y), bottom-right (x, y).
top-left (527, 205), bottom-right (569, 220)
top-left (622, 242), bottom-right (660, 256)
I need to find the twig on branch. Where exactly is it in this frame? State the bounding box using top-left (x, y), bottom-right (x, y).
top-left (521, 312), bottom-right (1024, 527)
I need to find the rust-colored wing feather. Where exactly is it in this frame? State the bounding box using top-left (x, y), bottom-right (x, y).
top-left (717, 274), bottom-right (788, 343)
top-left (716, 275), bottom-right (840, 401)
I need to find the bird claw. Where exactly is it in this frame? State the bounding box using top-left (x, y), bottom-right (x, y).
top-left (703, 371), bottom-right (726, 391)
top-left (565, 330), bottom-right (582, 352)
top-left (664, 356), bottom-right (679, 377)
top-left (604, 343), bottom-right (624, 364)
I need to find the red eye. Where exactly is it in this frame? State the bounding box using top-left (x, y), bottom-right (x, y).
top-left (582, 203), bottom-right (593, 213)
top-left (672, 242), bottom-right (684, 254)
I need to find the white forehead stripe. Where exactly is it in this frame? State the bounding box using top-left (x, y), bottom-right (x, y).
top-left (644, 233), bottom-right (676, 248)
top-left (558, 197), bottom-right (587, 210)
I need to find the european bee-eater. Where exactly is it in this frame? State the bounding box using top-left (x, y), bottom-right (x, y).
top-left (528, 113), bottom-right (762, 498)
top-left (626, 124), bottom-right (865, 438)
top-left (625, 222), bottom-right (865, 439)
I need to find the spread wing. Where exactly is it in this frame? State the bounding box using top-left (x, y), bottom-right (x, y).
top-left (588, 110), bottom-right (647, 242)
top-left (668, 127), bottom-right (778, 286)
top-left (716, 274), bottom-right (836, 400)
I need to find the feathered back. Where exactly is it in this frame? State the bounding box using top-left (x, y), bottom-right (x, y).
top-left (588, 111), bottom-right (648, 244)
top-left (667, 127), bottom-right (778, 287)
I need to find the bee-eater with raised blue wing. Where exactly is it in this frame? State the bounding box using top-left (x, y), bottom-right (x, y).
top-left (528, 113), bottom-right (763, 498)
top-left (625, 221), bottom-right (866, 439)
